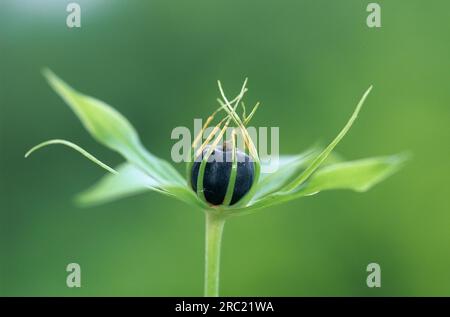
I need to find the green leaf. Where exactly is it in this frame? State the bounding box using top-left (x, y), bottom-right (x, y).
top-left (77, 162), bottom-right (207, 208)
top-left (43, 69), bottom-right (139, 154)
top-left (42, 69), bottom-right (184, 187)
top-left (294, 154), bottom-right (408, 196)
top-left (77, 163), bottom-right (161, 206)
top-left (28, 69), bottom-right (206, 210)
top-left (236, 154), bottom-right (407, 215)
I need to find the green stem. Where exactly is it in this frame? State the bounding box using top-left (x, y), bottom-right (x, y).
top-left (204, 212), bottom-right (226, 297)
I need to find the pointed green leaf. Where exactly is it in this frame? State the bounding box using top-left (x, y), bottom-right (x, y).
top-left (43, 69), bottom-right (140, 154)
top-left (235, 154), bottom-right (407, 215)
top-left (77, 163), bottom-right (207, 208)
top-left (295, 154), bottom-right (408, 196)
top-left (33, 69), bottom-right (207, 210)
top-left (77, 163), bottom-right (161, 206)
top-left (43, 69), bottom-right (184, 187)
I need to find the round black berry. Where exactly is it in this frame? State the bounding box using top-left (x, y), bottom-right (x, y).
top-left (191, 146), bottom-right (254, 206)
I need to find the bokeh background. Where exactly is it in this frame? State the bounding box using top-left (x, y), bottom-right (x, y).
top-left (1, 0), bottom-right (449, 296)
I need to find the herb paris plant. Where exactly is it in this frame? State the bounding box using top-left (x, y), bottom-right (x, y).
top-left (26, 70), bottom-right (407, 296)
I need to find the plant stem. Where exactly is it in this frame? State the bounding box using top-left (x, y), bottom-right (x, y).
top-left (204, 212), bottom-right (226, 297)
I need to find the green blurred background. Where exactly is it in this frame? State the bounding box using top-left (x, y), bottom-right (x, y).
top-left (1, 0), bottom-right (449, 296)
